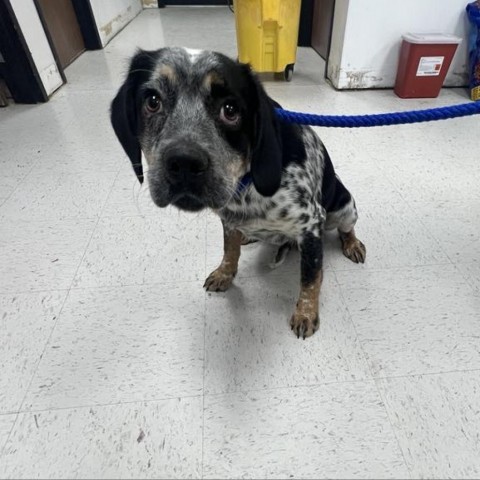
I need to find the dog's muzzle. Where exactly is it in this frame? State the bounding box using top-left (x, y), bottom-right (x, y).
top-left (162, 143), bottom-right (210, 211)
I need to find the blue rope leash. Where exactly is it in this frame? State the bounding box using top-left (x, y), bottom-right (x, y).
top-left (275, 101), bottom-right (480, 128)
top-left (236, 101), bottom-right (479, 194)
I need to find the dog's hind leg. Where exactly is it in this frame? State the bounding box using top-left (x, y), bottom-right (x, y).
top-left (240, 234), bottom-right (258, 246)
top-left (326, 192), bottom-right (366, 264)
top-left (339, 228), bottom-right (366, 264)
top-left (269, 241), bottom-right (294, 269)
top-left (336, 197), bottom-right (366, 264)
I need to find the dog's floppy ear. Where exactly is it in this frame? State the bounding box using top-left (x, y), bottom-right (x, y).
top-left (111, 82), bottom-right (142, 182)
top-left (246, 68), bottom-right (283, 196)
top-left (111, 51), bottom-right (154, 183)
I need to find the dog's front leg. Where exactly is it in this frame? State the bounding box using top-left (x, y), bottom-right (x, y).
top-left (290, 227), bottom-right (324, 339)
top-left (204, 223), bottom-right (242, 292)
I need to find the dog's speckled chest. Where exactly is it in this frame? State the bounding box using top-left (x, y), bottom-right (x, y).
top-left (219, 156), bottom-right (326, 244)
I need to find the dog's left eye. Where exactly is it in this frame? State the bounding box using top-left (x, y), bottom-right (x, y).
top-left (220, 101), bottom-right (241, 126)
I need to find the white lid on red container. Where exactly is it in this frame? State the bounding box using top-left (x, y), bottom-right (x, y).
top-left (402, 33), bottom-right (462, 44)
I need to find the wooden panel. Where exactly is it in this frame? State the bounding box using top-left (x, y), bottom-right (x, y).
top-left (36, 0), bottom-right (85, 68)
top-left (311, 0), bottom-right (335, 60)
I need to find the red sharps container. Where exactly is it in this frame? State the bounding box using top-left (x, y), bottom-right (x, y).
top-left (394, 33), bottom-right (462, 98)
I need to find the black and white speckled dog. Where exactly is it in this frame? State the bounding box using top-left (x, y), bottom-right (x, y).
top-left (111, 47), bottom-right (366, 339)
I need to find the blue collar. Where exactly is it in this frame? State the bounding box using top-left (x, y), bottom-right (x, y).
top-left (235, 172), bottom-right (252, 196)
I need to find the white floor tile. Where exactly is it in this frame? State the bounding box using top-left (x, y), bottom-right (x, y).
top-left (337, 264), bottom-right (480, 377)
top-left (385, 124), bottom-right (480, 205)
top-left (1, 170), bottom-right (116, 221)
top-left (24, 284), bottom-right (205, 410)
top-left (116, 7), bottom-right (237, 59)
top-left (204, 273), bottom-right (370, 395)
top-left (411, 200), bottom-right (480, 265)
top-left (102, 166), bottom-right (163, 217)
top-left (203, 382), bottom-right (408, 479)
top-left (0, 292), bottom-right (66, 414)
top-left (0, 146), bottom-right (38, 202)
top-left (72, 214), bottom-right (207, 288)
top-left (0, 218), bottom-right (97, 293)
top-left (0, 415), bottom-right (16, 452)
top-left (55, 92), bottom-right (122, 142)
top-left (0, 152), bottom-right (37, 186)
top-left (378, 371), bottom-right (480, 479)
top-left (62, 52), bottom-right (127, 93)
top-left (0, 176), bottom-right (21, 202)
top-left (457, 260), bottom-right (480, 294)
top-left (0, 104), bottom-right (75, 151)
top-left (1, 397), bottom-right (202, 479)
top-left (24, 140), bottom-right (124, 176)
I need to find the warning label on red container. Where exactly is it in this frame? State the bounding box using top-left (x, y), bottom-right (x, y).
top-left (416, 56), bottom-right (444, 76)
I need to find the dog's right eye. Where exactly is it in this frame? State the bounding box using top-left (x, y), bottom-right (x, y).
top-left (219, 101), bottom-right (241, 126)
top-left (145, 94), bottom-right (162, 113)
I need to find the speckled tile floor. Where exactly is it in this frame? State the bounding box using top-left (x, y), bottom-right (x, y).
top-left (1, 7), bottom-right (480, 479)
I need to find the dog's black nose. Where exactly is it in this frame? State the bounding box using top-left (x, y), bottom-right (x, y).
top-left (165, 146), bottom-right (209, 184)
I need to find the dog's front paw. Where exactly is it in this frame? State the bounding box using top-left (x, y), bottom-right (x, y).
top-left (204, 268), bottom-right (235, 292)
top-left (290, 310), bottom-right (319, 339)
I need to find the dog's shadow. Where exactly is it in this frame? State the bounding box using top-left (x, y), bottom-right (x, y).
top-left (205, 240), bottom-right (332, 392)
top-left (204, 232), bottom-right (350, 391)
top-left (205, 276), bottom-right (298, 392)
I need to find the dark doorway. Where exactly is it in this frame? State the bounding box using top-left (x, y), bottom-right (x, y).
top-left (0, 0), bottom-right (47, 104)
top-left (0, 52), bottom-right (10, 107)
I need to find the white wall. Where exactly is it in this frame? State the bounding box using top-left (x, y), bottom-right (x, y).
top-left (327, 0), bottom-right (350, 88)
top-left (328, 0), bottom-right (469, 89)
top-left (90, 0), bottom-right (143, 47)
top-left (9, 0), bottom-right (63, 96)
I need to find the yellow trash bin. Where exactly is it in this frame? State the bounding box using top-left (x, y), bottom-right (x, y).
top-left (233, 0), bottom-right (301, 81)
